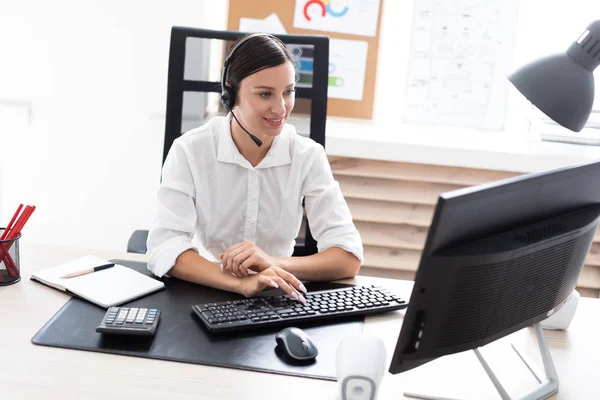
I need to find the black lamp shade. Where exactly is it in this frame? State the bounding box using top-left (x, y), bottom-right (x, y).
top-left (508, 20), bottom-right (600, 132)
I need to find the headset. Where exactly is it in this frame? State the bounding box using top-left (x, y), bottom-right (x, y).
top-left (220, 33), bottom-right (285, 147)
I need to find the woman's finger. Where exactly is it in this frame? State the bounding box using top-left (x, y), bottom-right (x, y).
top-left (257, 275), bottom-right (279, 289)
top-left (225, 245), bottom-right (247, 276)
top-left (273, 267), bottom-right (307, 294)
top-left (220, 242), bottom-right (246, 268)
top-left (240, 253), bottom-right (262, 276)
top-left (224, 241), bottom-right (247, 255)
top-left (269, 275), bottom-right (306, 304)
top-left (233, 248), bottom-right (254, 276)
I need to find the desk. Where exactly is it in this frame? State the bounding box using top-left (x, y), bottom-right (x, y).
top-left (1, 242), bottom-right (599, 399)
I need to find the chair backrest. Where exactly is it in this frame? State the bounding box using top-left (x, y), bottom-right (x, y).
top-left (163, 26), bottom-right (330, 257)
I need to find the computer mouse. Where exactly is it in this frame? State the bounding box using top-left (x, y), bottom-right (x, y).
top-left (275, 327), bottom-right (319, 361)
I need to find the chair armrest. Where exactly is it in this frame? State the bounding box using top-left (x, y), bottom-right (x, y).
top-left (127, 230), bottom-right (149, 254)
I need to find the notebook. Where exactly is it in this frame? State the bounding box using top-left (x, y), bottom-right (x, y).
top-left (30, 255), bottom-right (165, 308)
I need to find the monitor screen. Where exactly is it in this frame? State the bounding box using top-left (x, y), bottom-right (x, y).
top-left (389, 159), bottom-right (600, 374)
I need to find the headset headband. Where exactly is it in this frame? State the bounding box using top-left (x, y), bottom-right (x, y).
top-left (221, 33), bottom-right (278, 91)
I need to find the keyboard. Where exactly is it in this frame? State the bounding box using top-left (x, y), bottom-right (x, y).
top-left (191, 285), bottom-right (407, 333)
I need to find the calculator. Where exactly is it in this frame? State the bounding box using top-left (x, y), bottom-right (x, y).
top-left (96, 307), bottom-right (161, 336)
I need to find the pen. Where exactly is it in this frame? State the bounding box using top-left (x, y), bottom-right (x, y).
top-left (60, 263), bottom-right (115, 279)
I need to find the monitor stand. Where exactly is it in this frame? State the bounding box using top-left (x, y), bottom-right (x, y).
top-left (404, 323), bottom-right (559, 400)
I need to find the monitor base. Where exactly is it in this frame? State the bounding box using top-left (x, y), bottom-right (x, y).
top-left (404, 323), bottom-right (559, 400)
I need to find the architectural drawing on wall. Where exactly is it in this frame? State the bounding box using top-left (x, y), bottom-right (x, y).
top-left (403, 0), bottom-right (520, 131)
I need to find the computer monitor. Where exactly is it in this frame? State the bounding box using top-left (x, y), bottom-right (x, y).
top-left (389, 159), bottom-right (600, 374)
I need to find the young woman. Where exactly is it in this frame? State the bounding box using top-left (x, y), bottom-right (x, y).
top-left (147, 33), bottom-right (363, 304)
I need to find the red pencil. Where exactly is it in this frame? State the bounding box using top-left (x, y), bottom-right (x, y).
top-left (0, 204), bottom-right (24, 276)
top-left (0, 204), bottom-right (23, 241)
top-left (4, 206), bottom-right (35, 275)
top-left (1, 205), bottom-right (35, 277)
top-left (5, 205), bottom-right (34, 241)
top-left (0, 204), bottom-right (24, 270)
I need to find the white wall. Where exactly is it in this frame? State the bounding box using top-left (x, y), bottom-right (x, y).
top-left (0, 0), bottom-right (229, 251)
top-left (374, 0), bottom-right (600, 137)
top-left (1, 0), bottom-right (598, 252)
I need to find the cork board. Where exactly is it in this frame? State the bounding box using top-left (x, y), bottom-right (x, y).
top-left (226, 0), bottom-right (384, 119)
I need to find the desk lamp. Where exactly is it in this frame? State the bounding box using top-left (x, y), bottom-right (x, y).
top-left (508, 20), bottom-right (600, 133)
top-left (507, 21), bottom-right (600, 331)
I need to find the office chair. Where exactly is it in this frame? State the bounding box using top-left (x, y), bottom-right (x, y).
top-left (127, 26), bottom-right (330, 258)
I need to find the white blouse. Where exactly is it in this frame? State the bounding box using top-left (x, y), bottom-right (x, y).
top-left (146, 116), bottom-right (364, 278)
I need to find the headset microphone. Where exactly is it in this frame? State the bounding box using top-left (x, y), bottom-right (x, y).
top-left (223, 103), bottom-right (263, 147)
top-left (221, 33), bottom-right (283, 148)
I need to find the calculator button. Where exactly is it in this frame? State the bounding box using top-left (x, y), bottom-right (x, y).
top-left (126, 309), bottom-right (138, 323)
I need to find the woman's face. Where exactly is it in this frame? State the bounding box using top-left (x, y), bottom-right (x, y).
top-left (233, 60), bottom-right (296, 138)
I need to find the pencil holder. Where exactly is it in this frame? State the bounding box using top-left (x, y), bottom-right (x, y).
top-left (0, 228), bottom-right (21, 286)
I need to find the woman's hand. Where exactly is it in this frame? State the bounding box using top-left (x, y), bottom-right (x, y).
top-left (221, 240), bottom-right (278, 277)
top-left (238, 266), bottom-right (307, 302)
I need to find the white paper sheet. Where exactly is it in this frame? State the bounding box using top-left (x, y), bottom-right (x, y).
top-left (293, 0), bottom-right (381, 37)
top-left (263, 13), bottom-right (288, 34)
top-left (328, 39), bottom-right (369, 100)
top-left (239, 13), bottom-right (288, 34)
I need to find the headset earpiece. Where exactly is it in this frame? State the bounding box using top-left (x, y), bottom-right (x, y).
top-left (220, 86), bottom-right (234, 110)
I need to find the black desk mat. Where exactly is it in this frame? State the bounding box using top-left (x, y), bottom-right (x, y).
top-left (31, 259), bottom-right (363, 380)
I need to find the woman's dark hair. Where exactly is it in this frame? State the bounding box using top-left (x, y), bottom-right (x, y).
top-left (225, 34), bottom-right (295, 102)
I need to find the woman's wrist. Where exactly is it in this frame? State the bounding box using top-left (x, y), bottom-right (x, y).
top-left (273, 256), bottom-right (290, 271)
top-left (224, 272), bottom-right (245, 296)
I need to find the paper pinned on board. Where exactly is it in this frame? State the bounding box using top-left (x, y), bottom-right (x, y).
top-left (264, 13), bottom-right (288, 33)
top-left (293, 0), bottom-right (381, 37)
top-left (239, 13), bottom-right (288, 34)
top-left (328, 39), bottom-right (369, 100)
top-left (295, 38), bottom-right (368, 101)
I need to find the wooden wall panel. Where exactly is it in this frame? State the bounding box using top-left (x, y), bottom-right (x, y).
top-left (330, 157), bottom-right (519, 185)
top-left (346, 198), bottom-right (433, 226)
top-left (330, 156), bottom-right (600, 299)
top-left (336, 175), bottom-right (463, 204)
